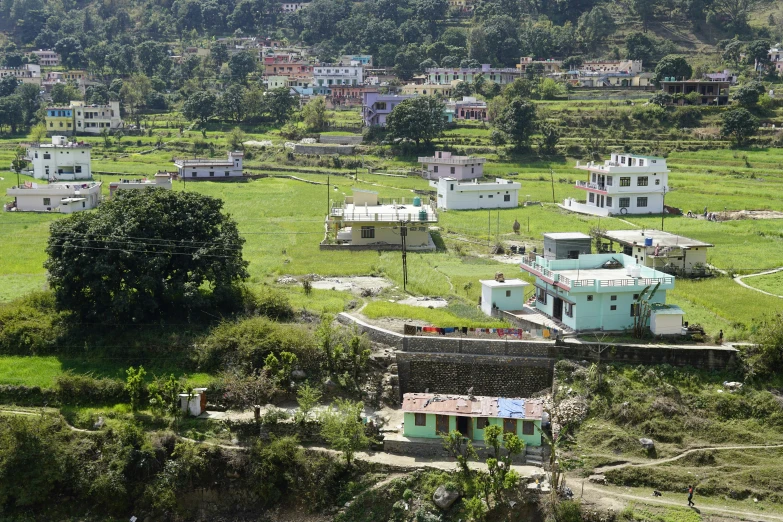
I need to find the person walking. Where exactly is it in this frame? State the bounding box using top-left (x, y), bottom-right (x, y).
top-left (719, 329), bottom-right (724, 344)
top-left (687, 485), bottom-right (695, 507)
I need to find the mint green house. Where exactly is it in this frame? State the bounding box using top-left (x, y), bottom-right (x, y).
top-left (520, 252), bottom-right (676, 332)
top-left (402, 393), bottom-right (544, 447)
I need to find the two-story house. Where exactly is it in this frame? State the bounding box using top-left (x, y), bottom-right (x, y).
top-left (173, 152), bottom-right (244, 179)
top-left (27, 136), bottom-right (92, 181)
top-left (313, 64), bottom-right (363, 87)
top-left (420, 151), bottom-right (486, 181)
top-left (562, 153), bottom-right (669, 216)
top-left (362, 92), bottom-right (415, 127)
top-left (30, 50), bottom-right (60, 67)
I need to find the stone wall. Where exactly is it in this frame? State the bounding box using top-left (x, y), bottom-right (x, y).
top-left (294, 144), bottom-right (355, 155)
top-left (337, 313), bottom-right (404, 349)
top-left (384, 437), bottom-right (529, 463)
top-left (319, 135), bottom-right (363, 145)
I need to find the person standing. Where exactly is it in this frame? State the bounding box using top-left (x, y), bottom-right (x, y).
top-left (687, 485), bottom-right (695, 507)
top-left (719, 330), bottom-right (724, 344)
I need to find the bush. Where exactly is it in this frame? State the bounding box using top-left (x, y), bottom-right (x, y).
top-left (0, 291), bottom-right (62, 355)
top-left (56, 372), bottom-right (127, 405)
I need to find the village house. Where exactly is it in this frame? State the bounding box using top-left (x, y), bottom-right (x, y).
top-left (562, 152), bottom-right (670, 216)
top-left (262, 56), bottom-right (313, 77)
top-left (543, 232), bottom-right (593, 261)
top-left (173, 151), bottom-right (244, 179)
top-left (313, 63), bottom-right (363, 87)
top-left (340, 54), bottom-right (373, 67)
top-left (517, 57), bottom-right (563, 75)
top-left (768, 45), bottom-right (783, 74)
top-left (26, 136), bottom-right (92, 181)
top-left (0, 64), bottom-right (42, 86)
top-left (109, 172), bottom-right (174, 198)
top-left (659, 78), bottom-right (730, 105)
top-left (6, 181), bottom-right (102, 213)
top-left (598, 229), bottom-right (713, 276)
top-left (327, 189), bottom-right (437, 251)
top-left (520, 251), bottom-right (680, 333)
top-left (426, 64), bottom-right (521, 86)
top-left (45, 101), bottom-right (123, 136)
top-left (479, 276), bottom-right (530, 316)
top-left (362, 92), bottom-right (415, 126)
top-left (446, 96), bottom-right (488, 121)
top-left (400, 81), bottom-right (462, 98)
top-left (703, 70), bottom-right (738, 85)
top-left (432, 177), bottom-right (519, 210)
top-left (420, 151), bottom-right (486, 181)
top-left (401, 393), bottom-right (544, 447)
top-left (30, 49), bottom-right (60, 67)
top-left (280, 2), bottom-right (308, 12)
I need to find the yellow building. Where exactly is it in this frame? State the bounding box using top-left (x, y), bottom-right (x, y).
top-left (400, 80), bottom-right (463, 98)
top-left (45, 107), bottom-right (74, 134)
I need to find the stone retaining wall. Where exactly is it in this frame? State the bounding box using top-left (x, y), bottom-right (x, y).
top-left (384, 437), bottom-right (528, 463)
top-left (319, 135), bottom-right (363, 145)
top-left (294, 144), bottom-right (355, 155)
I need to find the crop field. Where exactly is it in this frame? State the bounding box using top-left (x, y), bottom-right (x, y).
top-left (743, 271), bottom-right (783, 297)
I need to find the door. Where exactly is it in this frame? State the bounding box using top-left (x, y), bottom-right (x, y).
top-left (553, 298), bottom-right (563, 321)
top-left (436, 415), bottom-right (449, 435)
top-left (456, 416), bottom-right (470, 437)
top-left (503, 418), bottom-right (517, 435)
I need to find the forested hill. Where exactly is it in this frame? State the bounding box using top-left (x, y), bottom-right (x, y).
top-left (0, 0), bottom-right (779, 73)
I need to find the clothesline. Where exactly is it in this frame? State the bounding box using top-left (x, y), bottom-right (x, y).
top-left (403, 324), bottom-right (560, 339)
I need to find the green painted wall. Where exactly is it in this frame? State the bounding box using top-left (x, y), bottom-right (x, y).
top-left (403, 412), bottom-right (542, 447)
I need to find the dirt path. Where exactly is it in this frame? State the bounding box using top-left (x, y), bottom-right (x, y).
top-left (734, 267), bottom-right (783, 299)
top-left (579, 482), bottom-right (783, 522)
top-left (593, 443), bottom-right (783, 474)
top-left (0, 409), bottom-right (92, 433)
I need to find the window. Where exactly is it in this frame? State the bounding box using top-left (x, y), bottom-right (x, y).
top-left (537, 287), bottom-right (547, 304)
top-left (620, 177), bottom-right (631, 187)
top-left (637, 176), bottom-right (648, 186)
top-left (503, 418), bottom-right (517, 434)
top-left (209, 171), bottom-right (214, 177)
top-left (433, 166), bottom-right (439, 173)
top-left (631, 304), bottom-right (640, 316)
top-left (637, 197), bottom-right (648, 208)
top-left (43, 153), bottom-right (50, 160)
top-left (504, 194), bottom-right (510, 202)
top-left (633, 294), bottom-right (639, 299)
top-left (488, 195), bottom-right (493, 198)
top-left (476, 417), bottom-right (489, 429)
top-left (360, 226), bottom-right (375, 239)
top-left (610, 305), bottom-right (617, 311)
top-left (450, 184), bottom-right (454, 190)
top-left (505, 290), bottom-right (511, 297)
top-left (225, 171), bottom-right (230, 176)
top-left (607, 197), bottom-right (613, 207)
top-left (655, 179), bottom-right (660, 185)
top-left (43, 198), bottom-right (51, 205)
top-left (479, 195), bottom-right (483, 198)
top-left (75, 166), bottom-right (81, 173)
top-left (191, 172), bottom-right (196, 177)
top-left (587, 295), bottom-right (594, 301)
top-left (620, 156), bottom-right (626, 164)
top-left (414, 413), bottom-right (426, 426)
top-left (564, 302), bottom-right (573, 317)
top-left (471, 167), bottom-right (475, 173)
top-left (450, 167), bottom-right (455, 174)
top-left (606, 176), bottom-right (613, 186)
top-left (619, 197), bottom-right (630, 208)
top-left (589, 193), bottom-right (595, 203)
top-left (522, 420), bottom-right (535, 435)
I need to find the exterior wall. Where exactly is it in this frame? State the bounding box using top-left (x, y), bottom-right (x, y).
top-left (423, 161), bottom-right (484, 181)
top-left (28, 144), bottom-right (92, 180)
top-left (347, 222), bottom-right (430, 248)
top-left (400, 83), bottom-right (458, 97)
top-left (362, 93), bottom-right (414, 127)
top-left (402, 412), bottom-right (541, 446)
top-left (631, 245), bottom-right (708, 273)
top-left (9, 184), bottom-right (101, 212)
top-left (72, 101), bottom-right (122, 134)
top-left (435, 178), bottom-right (519, 210)
top-left (176, 153), bottom-right (243, 179)
top-left (313, 65), bottom-right (363, 86)
top-left (481, 285), bottom-right (525, 316)
top-left (267, 76), bottom-right (288, 89)
top-left (46, 109), bottom-right (74, 134)
top-left (650, 312), bottom-right (684, 335)
top-left (543, 237), bottom-right (592, 260)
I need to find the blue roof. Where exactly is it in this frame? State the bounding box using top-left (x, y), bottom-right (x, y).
top-left (497, 398), bottom-right (526, 419)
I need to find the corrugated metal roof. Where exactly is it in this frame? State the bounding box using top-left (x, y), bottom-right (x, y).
top-left (402, 393), bottom-right (544, 420)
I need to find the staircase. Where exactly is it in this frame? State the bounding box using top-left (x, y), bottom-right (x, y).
top-left (525, 445), bottom-right (545, 467)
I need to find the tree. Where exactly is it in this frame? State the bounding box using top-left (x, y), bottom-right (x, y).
top-left (316, 314), bottom-right (340, 375)
top-left (538, 122), bottom-right (560, 155)
top-left (443, 429), bottom-right (477, 480)
top-left (183, 91), bottom-right (217, 125)
top-left (211, 44), bottom-right (229, 66)
top-left (45, 190), bottom-right (249, 323)
top-left (503, 78), bottom-right (533, 100)
top-left (264, 351), bottom-right (298, 388)
top-left (125, 366), bottom-right (147, 411)
top-left (494, 98), bottom-right (537, 150)
top-left (136, 40), bottom-right (169, 77)
top-left (654, 55), bottom-right (693, 83)
top-left (54, 37), bottom-right (86, 68)
top-left (120, 74), bottom-right (152, 125)
top-left (295, 383), bottom-right (322, 424)
top-left (11, 146), bottom-right (28, 186)
top-left (0, 96), bottom-right (24, 134)
top-left (227, 127), bottom-right (247, 151)
top-left (319, 398), bottom-right (368, 466)
top-left (721, 108), bottom-right (759, 147)
top-left (577, 5), bottom-right (615, 49)
top-left (301, 97), bottom-right (331, 131)
top-left (17, 83), bottom-right (42, 124)
top-left (538, 78), bottom-right (564, 100)
top-left (345, 333), bottom-right (371, 389)
top-left (632, 282), bottom-right (661, 338)
top-left (219, 84), bottom-right (248, 123)
top-left (229, 51), bottom-right (257, 81)
top-left (483, 425), bottom-right (524, 506)
top-left (742, 311), bottom-right (783, 379)
top-left (386, 96), bottom-right (446, 146)
top-left (453, 81), bottom-right (472, 98)
top-left (147, 374), bottom-right (183, 418)
top-left (264, 87), bottom-right (298, 124)
top-left (732, 81), bottom-right (765, 108)
top-left (625, 32), bottom-right (657, 63)
top-left (709, 0), bottom-right (760, 33)
top-left (50, 83), bottom-right (81, 106)
top-left (220, 369), bottom-right (278, 419)
top-left (630, 0), bottom-right (656, 31)
top-left (0, 75), bottom-right (19, 97)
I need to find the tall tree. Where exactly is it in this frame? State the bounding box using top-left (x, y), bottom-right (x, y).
top-left (229, 51), bottom-right (257, 82)
top-left (264, 87), bottom-right (297, 124)
top-left (386, 95), bottom-right (446, 145)
top-left (218, 84), bottom-right (248, 123)
top-left (183, 90), bottom-right (217, 124)
top-left (493, 97), bottom-right (538, 150)
top-left (301, 96), bottom-right (331, 131)
top-left (654, 55), bottom-right (693, 83)
top-left (54, 37), bottom-right (86, 68)
top-left (45, 190), bottom-right (249, 323)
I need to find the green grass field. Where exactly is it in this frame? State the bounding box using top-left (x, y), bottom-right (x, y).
top-left (742, 271), bottom-right (783, 297)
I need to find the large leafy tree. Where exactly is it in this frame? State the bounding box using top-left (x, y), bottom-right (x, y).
top-left (0, 96), bottom-right (25, 134)
top-left (0, 76), bottom-right (19, 97)
top-left (264, 87), bottom-right (298, 124)
top-left (45, 190), bottom-right (249, 323)
top-left (732, 81), bottom-right (765, 108)
top-left (654, 55), bottom-right (693, 83)
top-left (229, 51), bottom-right (258, 82)
top-left (386, 95), bottom-right (446, 145)
top-left (218, 84), bottom-right (248, 123)
top-left (54, 37), bottom-right (86, 69)
top-left (319, 398), bottom-right (369, 466)
top-left (625, 32), bottom-right (657, 63)
top-left (493, 97), bottom-right (538, 150)
top-left (721, 108), bottom-right (758, 147)
top-left (183, 90), bottom-right (217, 124)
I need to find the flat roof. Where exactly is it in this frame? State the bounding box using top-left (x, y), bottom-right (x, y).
top-left (543, 232), bottom-right (591, 240)
top-left (338, 203), bottom-right (436, 222)
top-left (651, 303), bottom-right (685, 315)
top-left (402, 393), bottom-right (544, 420)
top-left (602, 229), bottom-right (713, 249)
top-left (480, 278), bottom-right (529, 288)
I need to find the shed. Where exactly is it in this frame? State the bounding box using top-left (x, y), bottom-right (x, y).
top-left (479, 278), bottom-right (530, 316)
top-left (179, 388), bottom-right (208, 417)
top-left (650, 304), bottom-right (685, 335)
top-left (543, 232), bottom-right (592, 260)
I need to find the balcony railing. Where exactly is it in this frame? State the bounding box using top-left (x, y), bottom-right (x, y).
top-left (575, 180), bottom-right (606, 191)
top-left (418, 156), bottom-right (486, 165)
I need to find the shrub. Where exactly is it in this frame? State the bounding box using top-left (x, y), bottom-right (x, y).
top-left (55, 372), bottom-right (127, 405)
top-left (0, 291), bottom-right (62, 355)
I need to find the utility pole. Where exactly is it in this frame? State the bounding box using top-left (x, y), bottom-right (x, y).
top-left (549, 168), bottom-right (556, 203)
top-left (661, 186), bottom-right (667, 231)
top-left (488, 209), bottom-right (491, 252)
top-left (496, 209), bottom-right (500, 245)
top-left (327, 173), bottom-right (330, 215)
top-left (400, 220), bottom-right (408, 292)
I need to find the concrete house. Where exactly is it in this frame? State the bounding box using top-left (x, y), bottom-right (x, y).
top-left (660, 78), bottom-right (730, 105)
top-left (362, 92), bottom-right (414, 126)
top-left (327, 189), bottom-right (437, 251)
top-left (447, 96), bottom-right (488, 121)
top-left (426, 64), bottom-right (521, 86)
top-left (517, 57), bottom-right (563, 75)
top-left (6, 181), bottom-right (102, 213)
top-left (599, 229), bottom-right (713, 276)
top-left (433, 177), bottom-right (520, 210)
top-left (401, 81), bottom-right (462, 98)
top-left (543, 232), bottom-right (592, 260)
top-left (480, 277), bottom-right (530, 316)
top-left (420, 151), bottom-right (486, 181)
top-left (71, 101), bottom-right (123, 135)
top-left (402, 393), bottom-right (544, 447)
top-left (31, 50), bottom-right (60, 67)
top-left (109, 172), bottom-right (174, 197)
top-left (0, 64), bottom-right (42, 86)
top-left (520, 252), bottom-right (677, 332)
top-left (27, 136), bottom-right (92, 181)
top-left (313, 64), bottom-right (363, 87)
top-left (562, 153), bottom-right (670, 217)
top-left (174, 152), bottom-right (243, 179)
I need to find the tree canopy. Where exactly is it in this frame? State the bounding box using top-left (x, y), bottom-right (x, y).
top-left (45, 189), bottom-right (248, 323)
top-left (386, 95), bottom-right (446, 145)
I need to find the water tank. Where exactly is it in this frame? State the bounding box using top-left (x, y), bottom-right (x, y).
top-left (413, 196), bottom-right (421, 207)
top-left (644, 237), bottom-right (653, 247)
top-left (419, 209), bottom-right (428, 221)
top-left (629, 265), bottom-right (642, 278)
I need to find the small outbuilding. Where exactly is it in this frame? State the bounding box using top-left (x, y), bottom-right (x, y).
top-left (650, 304), bottom-right (685, 335)
top-left (179, 388), bottom-right (208, 417)
top-left (479, 276), bottom-right (530, 316)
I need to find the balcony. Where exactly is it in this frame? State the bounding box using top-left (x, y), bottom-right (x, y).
top-left (575, 180), bottom-right (607, 192)
top-left (418, 156), bottom-right (486, 165)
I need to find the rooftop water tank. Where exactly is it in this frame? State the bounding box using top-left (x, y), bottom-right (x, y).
top-left (629, 265), bottom-right (642, 278)
top-left (644, 237), bottom-right (653, 247)
top-left (419, 209), bottom-right (428, 221)
top-left (413, 196), bottom-right (421, 207)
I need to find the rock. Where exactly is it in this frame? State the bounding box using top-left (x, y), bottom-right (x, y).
top-left (433, 485), bottom-right (460, 510)
top-left (291, 370), bottom-right (307, 380)
top-left (588, 474), bottom-right (606, 485)
top-left (93, 416), bottom-right (105, 429)
top-left (639, 438), bottom-right (655, 450)
top-left (723, 381), bottom-right (743, 392)
top-left (324, 378), bottom-right (338, 390)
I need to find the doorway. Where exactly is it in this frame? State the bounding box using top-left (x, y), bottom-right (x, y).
top-left (553, 298), bottom-right (563, 321)
top-left (456, 416), bottom-right (470, 437)
top-left (436, 415), bottom-right (449, 435)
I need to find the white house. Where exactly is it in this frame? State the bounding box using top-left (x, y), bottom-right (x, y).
top-left (419, 151), bottom-right (486, 181)
top-left (109, 172), bottom-right (173, 197)
top-left (599, 229), bottom-right (713, 275)
top-left (6, 181), bottom-right (102, 213)
top-left (174, 151), bottom-right (244, 179)
top-left (31, 50), bottom-right (60, 67)
top-left (562, 153), bottom-right (669, 216)
top-left (26, 136), bottom-right (92, 181)
top-left (432, 177), bottom-right (520, 210)
top-left (71, 101), bottom-right (123, 135)
top-left (313, 64), bottom-right (363, 87)
top-left (480, 277), bottom-right (530, 316)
